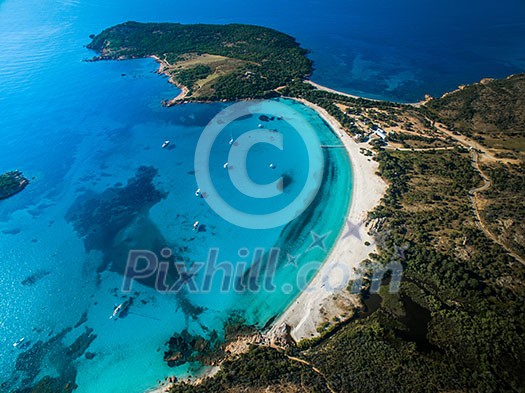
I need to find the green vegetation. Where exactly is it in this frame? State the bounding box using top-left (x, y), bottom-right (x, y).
top-left (0, 171), bottom-right (28, 200)
top-left (165, 73), bottom-right (525, 392)
top-left (301, 149), bottom-right (525, 392)
top-left (282, 81), bottom-right (404, 130)
top-left (387, 132), bottom-right (448, 149)
top-left (479, 162), bottom-right (525, 258)
top-left (170, 346), bottom-right (331, 393)
top-left (425, 73), bottom-right (525, 151)
top-left (87, 24), bottom-right (525, 390)
top-left (170, 149), bottom-right (525, 393)
top-left (87, 21), bottom-right (312, 100)
top-left (423, 73), bottom-right (525, 265)
top-left (174, 64), bottom-right (212, 93)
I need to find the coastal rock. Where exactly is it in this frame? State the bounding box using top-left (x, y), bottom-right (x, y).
top-left (163, 316), bottom-right (259, 368)
top-left (264, 323), bottom-right (294, 348)
top-left (163, 329), bottom-right (217, 368)
top-left (223, 333), bottom-right (263, 356)
top-left (165, 352), bottom-right (183, 367)
top-left (0, 170), bottom-right (29, 200)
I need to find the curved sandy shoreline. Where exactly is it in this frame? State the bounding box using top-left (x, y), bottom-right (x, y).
top-left (306, 80), bottom-right (372, 101)
top-left (144, 90), bottom-right (387, 393)
top-left (266, 98), bottom-right (387, 342)
top-left (306, 79), bottom-right (423, 106)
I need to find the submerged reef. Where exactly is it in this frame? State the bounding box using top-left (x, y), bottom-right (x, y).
top-left (66, 166), bottom-right (165, 253)
top-left (21, 270), bottom-right (51, 286)
top-left (4, 327), bottom-right (96, 393)
top-left (65, 166), bottom-right (183, 287)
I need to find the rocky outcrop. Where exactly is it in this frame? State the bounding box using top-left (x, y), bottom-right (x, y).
top-left (262, 323), bottom-right (294, 349)
top-left (0, 171), bottom-right (29, 200)
top-left (163, 329), bottom-right (217, 368)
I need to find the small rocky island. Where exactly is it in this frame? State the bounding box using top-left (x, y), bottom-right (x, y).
top-left (0, 171), bottom-right (29, 200)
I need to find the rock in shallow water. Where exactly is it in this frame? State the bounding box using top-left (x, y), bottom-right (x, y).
top-left (0, 171), bottom-right (29, 200)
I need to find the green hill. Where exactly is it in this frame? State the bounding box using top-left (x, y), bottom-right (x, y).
top-left (87, 21), bottom-right (312, 101)
top-left (425, 73), bottom-right (525, 152)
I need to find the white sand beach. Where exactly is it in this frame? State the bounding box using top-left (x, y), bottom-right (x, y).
top-left (305, 80), bottom-right (369, 101)
top-left (266, 99), bottom-right (387, 342)
top-left (306, 79), bottom-right (422, 106)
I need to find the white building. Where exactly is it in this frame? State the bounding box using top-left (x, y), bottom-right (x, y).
top-left (374, 127), bottom-right (387, 140)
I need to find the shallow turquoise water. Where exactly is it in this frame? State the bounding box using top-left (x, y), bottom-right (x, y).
top-left (0, 8), bottom-right (352, 388)
top-left (1, 0), bottom-right (524, 391)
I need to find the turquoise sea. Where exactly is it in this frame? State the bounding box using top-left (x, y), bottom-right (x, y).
top-left (1, 0), bottom-right (524, 392)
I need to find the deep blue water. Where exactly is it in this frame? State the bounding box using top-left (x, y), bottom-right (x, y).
top-left (1, 0), bottom-right (524, 392)
top-left (60, 0), bottom-right (525, 103)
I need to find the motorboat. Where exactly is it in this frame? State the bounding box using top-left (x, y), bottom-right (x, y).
top-left (109, 303), bottom-right (123, 320)
top-left (13, 337), bottom-right (25, 348)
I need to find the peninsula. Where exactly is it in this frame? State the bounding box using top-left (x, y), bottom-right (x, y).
top-left (87, 21), bottom-right (312, 103)
top-left (0, 171), bottom-right (29, 200)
